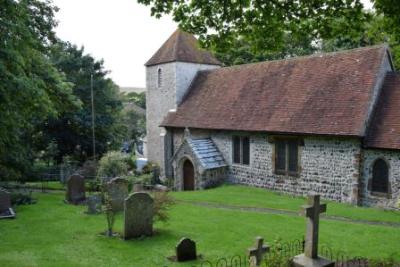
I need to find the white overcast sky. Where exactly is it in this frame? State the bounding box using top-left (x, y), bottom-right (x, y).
top-left (53, 0), bottom-right (373, 88)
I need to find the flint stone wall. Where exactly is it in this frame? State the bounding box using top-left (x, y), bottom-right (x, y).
top-left (172, 129), bottom-right (361, 204)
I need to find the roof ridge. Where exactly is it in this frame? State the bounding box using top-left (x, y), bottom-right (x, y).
top-left (207, 44), bottom-right (387, 72)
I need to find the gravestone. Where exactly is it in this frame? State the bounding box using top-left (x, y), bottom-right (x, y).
top-left (86, 194), bottom-right (102, 214)
top-left (176, 237), bottom-right (197, 262)
top-left (0, 188), bottom-right (15, 219)
top-left (124, 192), bottom-right (154, 239)
top-left (106, 177), bottom-right (129, 211)
top-left (66, 174), bottom-right (86, 204)
top-left (293, 195), bottom-right (335, 267)
top-left (0, 188), bottom-right (11, 212)
top-left (248, 237), bottom-right (269, 267)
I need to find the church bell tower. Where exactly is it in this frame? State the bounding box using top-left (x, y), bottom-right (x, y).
top-left (145, 29), bottom-right (221, 178)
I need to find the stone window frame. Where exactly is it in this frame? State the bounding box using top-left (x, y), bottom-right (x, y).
top-left (368, 157), bottom-right (392, 198)
top-left (232, 135), bottom-right (250, 166)
top-left (157, 67), bottom-right (162, 88)
top-left (270, 136), bottom-right (302, 177)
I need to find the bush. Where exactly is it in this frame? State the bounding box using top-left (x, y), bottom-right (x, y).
top-left (153, 191), bottom-right (175, 223)
top-left (78, 160), bottom-right (98, 179)
top-left (97, 151), bottom-right (129, 182)
top-left (11, 189), bottom-right (36, 206)
top-left (141, 162), bottom-right (160, 185)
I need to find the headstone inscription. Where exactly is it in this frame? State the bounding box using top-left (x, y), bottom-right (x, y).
top-left (292, 195), bottom-right (335, 267)
top-left (123, 192), bottom-right (154, 239)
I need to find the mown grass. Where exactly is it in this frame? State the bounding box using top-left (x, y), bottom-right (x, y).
top-left (0, 189), bottom-right (399, 266)
top-left (172, 185), bottom-right (400, 223)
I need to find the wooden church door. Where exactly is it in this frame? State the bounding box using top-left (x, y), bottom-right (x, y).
top-left (183, 160), bottom-right (195, 191)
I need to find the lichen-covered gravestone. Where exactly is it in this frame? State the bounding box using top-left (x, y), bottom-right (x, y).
top-left (124, 192), bottom-right (154, 240)
top-left (0, 188), bottom-right (15, 219)
top-left (176, 238), bottom-right (197, 262)
top-left (106, 177), bottom-right (129, 211)
top-left (66, 174), bottom-right (86, 204)
top-left (86, 194), bottom-right (102, 214)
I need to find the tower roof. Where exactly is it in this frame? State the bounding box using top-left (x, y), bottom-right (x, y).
top-left (145, 29), bottom-right (221, 66)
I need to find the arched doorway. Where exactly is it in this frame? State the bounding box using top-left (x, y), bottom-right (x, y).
top-left (371, 159), bottom-right (389, 193)
top-left (183, 159), bottom-right (195, 191)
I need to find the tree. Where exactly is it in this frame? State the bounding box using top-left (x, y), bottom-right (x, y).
top-left (137, 0), bottom-right (368, 65)
top-left (42, 42), bottom-right (125, 163)
top-left (0, 0), bottom-right (78, 180)
top-left (371, 0), bottom-right (400, 68)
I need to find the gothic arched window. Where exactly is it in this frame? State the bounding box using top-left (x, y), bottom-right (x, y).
top-left (157, 68), bottom-right (162, 88)
top-left (371, 159), bottom-right (389, 193)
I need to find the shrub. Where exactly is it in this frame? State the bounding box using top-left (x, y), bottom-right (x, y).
top-left (142, 162), bottom-right (160, 185)
top-left (264, 239), bottom-right (292, 267)
top-left (153, 191), bottom-right (175, 223)
top-left (78, 160), bottom-right (98, 179)
top-left (142, 162), bottom-right (159, 175)
top-left (124, 155), bottom-right (137, 171)
top-left (11, 189), bottom-right (36, 206)
top-left (97, 151), bottom-right (129, 181)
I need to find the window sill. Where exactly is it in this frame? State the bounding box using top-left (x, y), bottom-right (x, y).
top-left (274, 171), bottom-right (300, 178)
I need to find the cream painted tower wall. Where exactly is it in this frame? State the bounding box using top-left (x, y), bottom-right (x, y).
top-left (146, 62), bottom-right (220, 178)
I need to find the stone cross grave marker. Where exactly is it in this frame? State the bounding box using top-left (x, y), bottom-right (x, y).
top-left (248, 236), bottom-right (269, 267)
top-left (86, 194), bottom-right (102, 214)
top-left (66, 174), bottom-right (86, 204)
top-left (106, 177), bottom-right (129, 212)
top-left (124, 192), bottom-right (154, 240)
top-left (176, 237), bottom-right (197, 262)
top-left (293, 195), bottom-right (334, 267)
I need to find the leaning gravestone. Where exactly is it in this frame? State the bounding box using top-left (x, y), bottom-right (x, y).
top-left (66, 174), bottom-right (86, 204)
top-left (106, 177), bottom-right (129, 211)
top-left (124, 192), bottom-right (154, 240)
top-left (86, 194), bottom-right (102, 214)
top-left (0, 188), bottom-right (15, 219)
top-left (176, 237), bottom-right (197, 262)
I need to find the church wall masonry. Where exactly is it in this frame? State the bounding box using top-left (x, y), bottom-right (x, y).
top-left (171, 129), bottom-right (362, 203)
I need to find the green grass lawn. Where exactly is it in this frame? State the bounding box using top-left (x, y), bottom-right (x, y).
top-left (173, 185), bottom-right (400, 223)
top-left (0, 187), bottom-right (399, 266)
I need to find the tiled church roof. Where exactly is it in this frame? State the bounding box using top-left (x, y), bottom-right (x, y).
top-left (366, 72), bottom-right (400, 150)
top-left (162, 45), bottom-right (389, 137)
top-left (145, 29), bottom-right (221, 66)
top-left (188, 138), bottom-right (226, 170)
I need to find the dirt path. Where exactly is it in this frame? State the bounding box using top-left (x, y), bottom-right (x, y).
top-left (178, 200), bottom-right (400, 228)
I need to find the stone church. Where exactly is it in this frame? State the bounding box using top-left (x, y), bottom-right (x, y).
top-left (146, 29), bottom-right (400, 208)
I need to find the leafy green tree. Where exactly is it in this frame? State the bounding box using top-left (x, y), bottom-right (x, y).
top-left (42, 42), bottom-right (125, 163)
top-left (138, 0), bottom-right (368, 65)
top-left (0, 0), bottom-right (78, 180)
top-left (371, 0), bottom-right (400, 68)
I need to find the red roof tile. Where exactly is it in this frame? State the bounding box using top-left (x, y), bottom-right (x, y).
top-left (162, 46), bottom-right (388, 137)
top-left (145, 29), bottom-right (221, 66)
top-left (366, 72), bottom-right (400, 150)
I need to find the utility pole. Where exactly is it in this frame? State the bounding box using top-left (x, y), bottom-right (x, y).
top-left (90, 73), bottom-right (96, 160)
